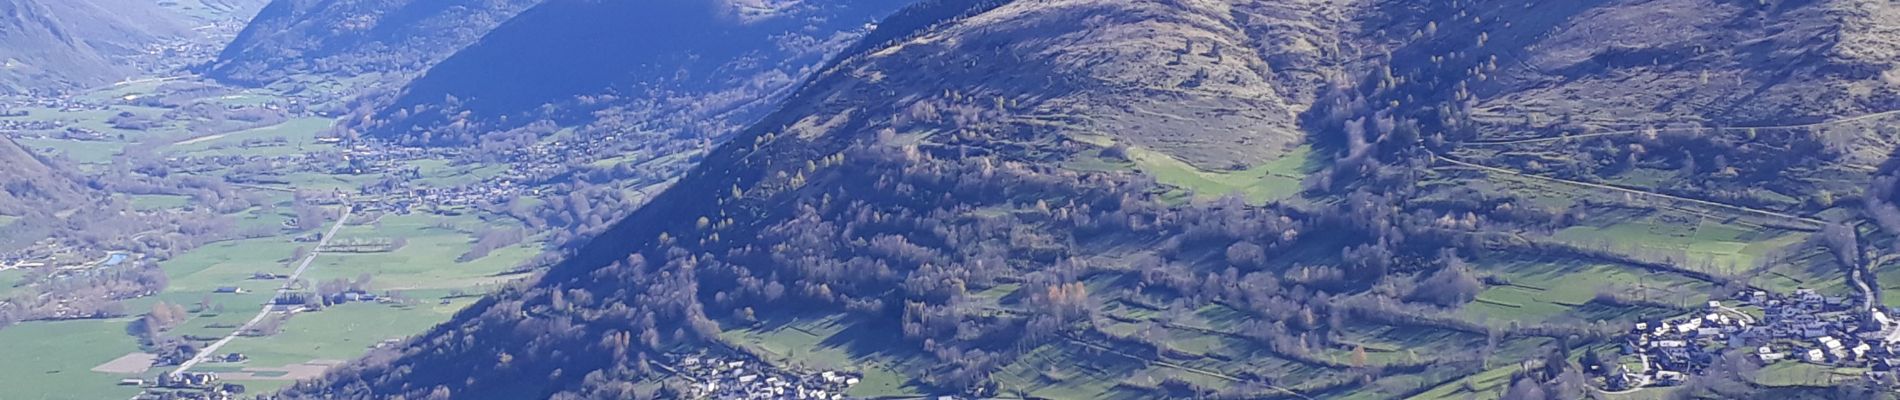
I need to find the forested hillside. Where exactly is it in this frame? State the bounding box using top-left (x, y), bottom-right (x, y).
top-left (208, 0), bottom-right (543, 86)
top-left (276, 0), bottom-right (1900, 399)
top-left (0, 0), bottom-right (190, 94)
top-left (343, 0), bottom-right (908, 147)
top-left (0, 136), bottom-right (99, 253)
top-left (0, 137), bottom-right (86, 217)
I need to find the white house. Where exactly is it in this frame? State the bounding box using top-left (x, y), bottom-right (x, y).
top-left (1759, 352), bottom-right (1786, 363)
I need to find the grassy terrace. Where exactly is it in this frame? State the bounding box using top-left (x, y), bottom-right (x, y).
top-left (1065, 135), bottom-right (1315, 204)
top-left (1550, 207), bottom-right (1809, 272)
top-left (1464, 256), bottom-right (1711, 325)
top-left (718, 314), bottom-right (925, 398)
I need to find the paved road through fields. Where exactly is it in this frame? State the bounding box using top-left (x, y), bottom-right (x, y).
top-left (172, 203), bottom-right (354, 375)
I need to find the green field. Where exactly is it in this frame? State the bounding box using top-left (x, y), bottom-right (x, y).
top-left (1407, 362), bottom-right (1520, 399)
top-left (252, 171), bottom-right (383, 192)
top-left (1753, 362), bottom-right (1863, 388)
top-left (410, 159), bottom-right (509, 187)
top-left (1067, 136), bottom-right (1313, 204)
top-left (166, 117), bottom-right (335, 157)
top-left (163, 236), bottom-right (306, 292)
top-left (306, 213), bottom-right (535, 290)
top-left (0, 267), bottom-right (28, 298)
top-left (1552, 211), bottom-right (1806, 275)
top-left (0, 104), bottom-right (196, 152)
top-left (1877, 265), bottom-right (1900, 309)
top-left (219, 299), bottom-right (470, 369)
top-left (14, 137), bottom-right (127, 165)
top-left (0, 319), bottom-right (148, 400)
top-left (994, 340), bottom-right (1152, 399)
top-left (128, 194), bottom-right (193, 211)
top-left (719, 314), bottom-right (927, 398)
top-left (1463, 256), bottom-right (1712, 324)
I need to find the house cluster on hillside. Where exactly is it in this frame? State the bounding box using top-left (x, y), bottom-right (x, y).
top-left (1610, 289), bottom-right (1900, 390)
top-left (666, 353), bottom-right (861, 399)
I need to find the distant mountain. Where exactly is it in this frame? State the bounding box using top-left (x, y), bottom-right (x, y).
top-left (346, 0), bottom-right (908, 146)
top-left (207, 0), bottom-right (545, 86)
top-left (0, 0), bottom-right (189, 95)
top-left (278, 0), bottom-right (1900, 399)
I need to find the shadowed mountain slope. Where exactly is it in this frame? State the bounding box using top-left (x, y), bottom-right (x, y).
top-left (208, 0), bottom-right (544, 86)
top-left (344, 0), bottom-right (909, 146)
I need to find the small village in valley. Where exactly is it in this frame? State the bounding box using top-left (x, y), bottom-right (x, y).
top-left (1605, 288), bottom-right (1900, 391)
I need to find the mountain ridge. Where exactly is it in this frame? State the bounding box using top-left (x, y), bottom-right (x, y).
top-left (0, 0), bottom-right (189, 94)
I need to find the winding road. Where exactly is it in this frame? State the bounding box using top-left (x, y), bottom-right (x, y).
top-left (172, 203), bottom-right (354, 375)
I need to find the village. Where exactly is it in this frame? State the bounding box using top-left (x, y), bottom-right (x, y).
top-left (119, 349), bottom-right (871, 399)
top-left (1607, 288), bottom-right (1900, 391)
top-left (123, 370), bottom-right (247, 400)
top-left (662, 352), bottom-right (863, 400)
